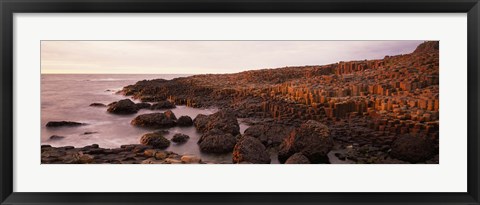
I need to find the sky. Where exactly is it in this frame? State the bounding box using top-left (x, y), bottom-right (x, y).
top-left (41, 41), bottom-right (424, 74)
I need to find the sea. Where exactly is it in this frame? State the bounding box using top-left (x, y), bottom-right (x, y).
top-left (41, 74), bottom-right (251, 163)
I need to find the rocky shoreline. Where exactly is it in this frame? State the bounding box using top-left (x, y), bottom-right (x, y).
top-left (41, 144), bottom-right (202, 164)
top-left (42, 41), bottom-right (440, 164)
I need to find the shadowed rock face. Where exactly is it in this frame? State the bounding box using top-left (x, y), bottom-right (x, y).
top-left (278, 120), bottom-right (333, 164)
top-left (198, 128), bottom-right (237, 154)
top-left (232, 136), bottom-right (270, 164)
top-left (107, 99), bottom-right (138, 114)
top-left (131, 110), bottom-right (177, 128)
top-left (390, 134), bottom-right (436, 163)
top-left (243, 123), bottom-right (293, 148)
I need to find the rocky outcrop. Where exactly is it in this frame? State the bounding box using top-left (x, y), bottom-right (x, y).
top-left (177, 116), bottom-right (193, 127)
top-left (390, 134), bottom-right (436, 163)
top-left (243, 123), bottom-right (293, 147)
top-left (46, 121), bottom-right (85, 127)
top-left (150, 101), bottom-right (176, 110)
top-left (285, 153), bottom-right (310, 164)
top-left (140, 132), bottom-right (170, 149)
top-left (107, 99), bottom-right (138, 114)
top-left (171, 133), bottom-right (190, 143)
top-left (278, 120), bottom-right (333, 164)
top-left (413, 41), bottom-right (439, 54)
top-left (131, 110), bottom-right (177, 128)
top-left (41, 144), bottom-right (202, 164)
top-left (198, 128), bottom-right (237, 153)
top-left (232, 136), bottom-right (270, 164)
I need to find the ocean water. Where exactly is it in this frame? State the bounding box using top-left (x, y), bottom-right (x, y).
top-left (41, 74), bottom-right (250, 163)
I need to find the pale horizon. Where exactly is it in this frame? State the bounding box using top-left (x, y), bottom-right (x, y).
top-left (41, 40), bottom-right (425, 74)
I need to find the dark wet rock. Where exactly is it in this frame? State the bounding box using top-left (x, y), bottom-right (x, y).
top-left (89, 103), bottom-right (107, 107)
top-left (171, 133), bottom-right (190, 143)
top-left (285, 153), bottom-right (310, 164)
top-left (46, 121), bottom-right (85, 127)
top-left (131, 110), bottom-right (177, 128)
top-left (177, 115), bottom-right (193, 127)
top-left (107, 99), bottom-right (138, 114)
top-left (232, 136), bottom-right (270, 164)
top-left (278, 120), bottom-right (333, 164)
top-left (194, 110), bottom-right (240, 136)
top-left (390, 134), bottom-right (436, 163)
top-left (198, 128), bottom-right (236, 153)
top-left (243, 123), bottom-right (293, 147)
top-left (49, 135), bottom-right (65, 140)
top-left (150, 101), bottom-right (176, 110)
top-left (193, 114), bottom-right (208, 131)
top-left (140, 133), bottom-right (170, 149)
top-left (82, 131), bottom-right (98, 135)
top-left (135, 102), bottom-right (151, 110)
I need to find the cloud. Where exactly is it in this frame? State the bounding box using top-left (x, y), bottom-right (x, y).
top-left (41, 40), bottom-right (424, 74)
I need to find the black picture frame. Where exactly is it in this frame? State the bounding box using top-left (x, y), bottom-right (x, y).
top-left (1, 0), bottom-right (479, 204)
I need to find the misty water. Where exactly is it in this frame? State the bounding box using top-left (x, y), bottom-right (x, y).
top-left (41, 74), bottom-right (250, 163)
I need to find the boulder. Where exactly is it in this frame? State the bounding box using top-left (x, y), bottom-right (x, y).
top-left (390, 134), bottom-right (436, 163)
top-left (232, 136), bottom-right (270, 164)
top-left (150, 101), bottom-right (176, 110)
top-left (243, 123), bottom-right (293, 147)
top-left (46, 121), bottom-right (84, 127)
top-left (140, 133), bottom-right (170, 149)
top-left (131, 110), bottom-right (177, 128)
top-left (107, 99), bottom-right (138, 114)
top-left (198, 129), bottom-right (237, 153)
top-left (171, 133), bottom-right (190, 143)
top-left (194, 110), bottom-right (240, 136)
top-left (278, 120), bottom-right (333, 164)
top-left (177, 116), bottom-right (193, 127)
top-left (285, 153), bottom-right (310, 164)
top-left (193, 114), bottom-right (208, 131)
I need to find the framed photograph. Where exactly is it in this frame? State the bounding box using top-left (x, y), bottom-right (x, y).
top-left (1, 0), bottom-right (479, 204)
